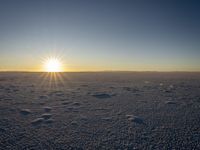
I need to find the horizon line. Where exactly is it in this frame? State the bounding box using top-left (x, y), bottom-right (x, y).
top-left (0, 70), bottom-right (200, 73)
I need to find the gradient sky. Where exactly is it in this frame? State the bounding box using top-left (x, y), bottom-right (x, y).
top-left (0, 0), bottom-right (200, 71)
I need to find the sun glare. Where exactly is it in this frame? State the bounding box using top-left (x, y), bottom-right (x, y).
top-left (44, 57), bottom-right (62, 72)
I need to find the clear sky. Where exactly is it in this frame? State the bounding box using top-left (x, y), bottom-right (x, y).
top-left (0, 0), bottom-right (200, 72)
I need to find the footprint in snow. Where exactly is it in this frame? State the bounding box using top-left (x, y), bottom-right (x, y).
top-left (41, 113), bottom-right (52, 120)
top-left (20, 109), bottom-right (31, 115)
top-left (126, 115), bottom-right (145, 125)
top-left (43, 106), bottom-right (52, 112)
top-left (31, 118), bottom-right (44, 126)
top-left (92, 93), bottom-right (112, 99)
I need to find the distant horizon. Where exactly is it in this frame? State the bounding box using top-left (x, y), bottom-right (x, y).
top-left (0, 70), bottom-right (200, 73)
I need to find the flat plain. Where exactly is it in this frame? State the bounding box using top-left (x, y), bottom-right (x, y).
top-left (0, 72), bottom-right (200, 149)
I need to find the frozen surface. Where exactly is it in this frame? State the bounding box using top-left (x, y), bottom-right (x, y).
top-left (0, 72), bottom-right (200, 149)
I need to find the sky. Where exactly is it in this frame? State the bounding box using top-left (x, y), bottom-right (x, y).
top-left (0, 0), bottom-right (200, 72)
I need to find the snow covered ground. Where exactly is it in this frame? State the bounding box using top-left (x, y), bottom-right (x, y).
top-left (0, 72), bottom-right (200, 149)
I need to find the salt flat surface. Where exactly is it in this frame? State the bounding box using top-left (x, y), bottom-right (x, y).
top-left (0, 72), bottom-right (200, 149)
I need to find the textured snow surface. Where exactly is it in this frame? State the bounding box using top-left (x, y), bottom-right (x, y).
top-left (0, 72), bottom-right (200, 149)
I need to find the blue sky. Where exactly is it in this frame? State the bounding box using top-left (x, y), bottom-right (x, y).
top-left (0, 0), bottom-right (200, 71)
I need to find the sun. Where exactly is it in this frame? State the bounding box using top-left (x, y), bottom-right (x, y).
top-left (44, 57), bottom-right (62, 72)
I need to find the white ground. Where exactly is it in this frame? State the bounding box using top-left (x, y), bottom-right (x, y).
top-left (0, 72), bottom-right (200, 149)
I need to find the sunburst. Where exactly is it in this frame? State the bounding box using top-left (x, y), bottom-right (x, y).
top-left (44, 57), bottom-right (62, 72)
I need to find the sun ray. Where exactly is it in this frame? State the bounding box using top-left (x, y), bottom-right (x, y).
top-left (38, 56), bottom-right (72, 91)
